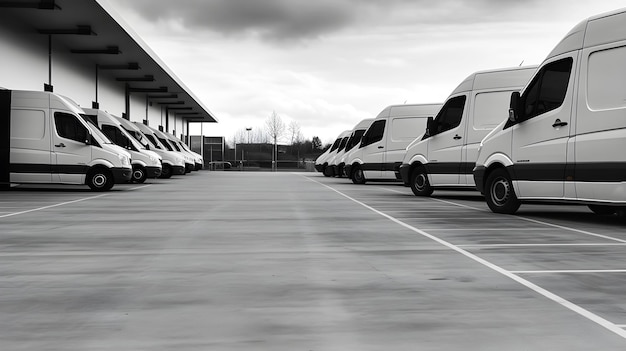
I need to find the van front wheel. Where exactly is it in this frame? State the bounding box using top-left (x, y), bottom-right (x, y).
top-left (410, 167), bottom-right (433, 197)
top-left (351, 165), bottom-right (366, 184)
top-left (485, 168), bottom-right (520, 214)
top-left (132, 166), bottom-right (148, 183)
top-left (86, 168), bottom-right (114, 192)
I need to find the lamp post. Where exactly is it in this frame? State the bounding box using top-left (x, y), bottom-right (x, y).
top-left (245, 127), bottom-right (252, 168)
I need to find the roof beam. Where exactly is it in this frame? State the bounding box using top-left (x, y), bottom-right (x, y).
top-left (71, 46), bottom-right (120, 54)
top-left (98, 63), bottom-right (140, 70)
top-left (37, 25), bottom-right (94, 35)
top-left (115, 75), bottom-right (154, 82)
top-left (0, 0), bottom-right (58, 9)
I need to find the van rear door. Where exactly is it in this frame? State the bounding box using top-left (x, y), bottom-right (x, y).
top-left (51, 111), bottom-right (92, 184)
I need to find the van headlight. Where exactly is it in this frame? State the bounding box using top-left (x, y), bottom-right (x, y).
top-left (119, 155), bottom-right (130, 167)
top-left (150, 156), bottom-right (160, 165)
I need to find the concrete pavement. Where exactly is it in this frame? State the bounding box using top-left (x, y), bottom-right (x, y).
top-left (1, 172), bottom-right (626, 350)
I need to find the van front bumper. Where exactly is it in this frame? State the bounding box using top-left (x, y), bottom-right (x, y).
top-left (398, 163), bottom-right (411, 186)
top-left (112, 167), bottom-right (132, 183)
top-left (473, 166), bottom-right (486, 194)
top-left (173, 165), bottom-right (186, 175)
top-left (314, 164), bottom-right (324, 172)
top-left (195, 162), bottom-right (203, 171)
top-left (147, 166), bottom-right (162, 178)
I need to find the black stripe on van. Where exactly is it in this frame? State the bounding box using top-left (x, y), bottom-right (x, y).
top-left (425, 162), bottom-right (476, 175)
top-left (10, 164), bottom-right (89, 174)
top-left (509, 163), bottom-right (626, 182)
top-left (0, 90), bottom-right (11, 187)
top-left (361, 162), bottom-right (403, 172)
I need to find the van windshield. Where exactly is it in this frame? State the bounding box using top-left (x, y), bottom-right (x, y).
top-left (157, 137), bottom-right (174, 151)
top-left (80, 117), bottom-right (114, 145)
top-left (144, 134), bottom-right (163, 150)
top-left (346, 129), bottom-right (366, 152)
top-left (122, 126), bottom-right (149, 149)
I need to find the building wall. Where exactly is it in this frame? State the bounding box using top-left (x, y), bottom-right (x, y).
top-left (0, 14), bottom-right (186, 139)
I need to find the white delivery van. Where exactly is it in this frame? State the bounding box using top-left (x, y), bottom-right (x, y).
top-left (0, 90), bottom-right (132, 191)
top-left (149, 127), bottom-right (195, 173)
top-left (330, 119), bottom-right (374, 178)
top-left (399, 66), bottom-right (536, 196)
top-left (474, 8), bottom-right (626, 215)
top-left (344, 103), bottom-right (442, 184)
top-left (82, 109), bottom-right (162, 183)
top-left (176, 140), bottom-right (203, 170)
top-left (314, 147), bottom-right (333, 174)
top-left (315, 131), bottom-right (349, 177)
top-left (162, 131), bottom-right (203, 171)
top-left (324, 130), bottom-right (351, 177)
top-left (132, 122), bottom-right (186, 178)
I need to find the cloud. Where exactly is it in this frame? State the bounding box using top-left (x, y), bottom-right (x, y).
top-left (111, 0), bottom-right (546, 43)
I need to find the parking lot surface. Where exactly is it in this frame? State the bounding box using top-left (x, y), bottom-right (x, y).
top-left (1, 172), bottom-right (626, 350)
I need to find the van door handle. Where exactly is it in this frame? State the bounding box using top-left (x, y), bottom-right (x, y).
top-left (55, 143), bottom-right (66, 148)
top-left (453, 134), bottom-right (462, 140)
top-left (552, 119), bottom-right (568, 128)
top-left (377, 146), bottom-right (384, 149)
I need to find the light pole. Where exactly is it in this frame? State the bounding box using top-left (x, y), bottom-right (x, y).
top-left (245, 127), bottom-right (252, 168)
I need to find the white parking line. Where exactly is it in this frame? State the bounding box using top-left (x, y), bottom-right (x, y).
top-left (305, 176), bottom-right (626, 339)
top-left (127, 184), bottom-right (152, 191)
top-left (376, 186), bottom-right (626, 244)
top-left (511, 269), bottom-right (626, 274)
top-left (0, 194), bottom-right (108, 219)
top-left (458, 243), bottom-right (626, 248)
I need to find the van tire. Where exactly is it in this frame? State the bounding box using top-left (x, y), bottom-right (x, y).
top-left (485, 168), bottom-right (520, 214)
top-left (159, 164), bottom-right (172, 179)
top-left (323, 165), bottom-right (333, 177)
top-left (588, 205), bottom-right (617, 215)
top-left (132, 166), bottom-right (148, 183)
top-left (351, 165), bottom-right (366, 184)
top-left (86, 168), bottom-right (114, 192)
top-left (410, 167), bottom-right (433, 196)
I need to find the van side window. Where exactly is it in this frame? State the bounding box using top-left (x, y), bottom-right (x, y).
top-left (54, 112), bottom-right (88, 143)
top-left (521, 57), bottom-right (572, 120)
top-left (433, 95), bottom-right (466, 135)
top-left (361, 120), bottom-right (386, 147)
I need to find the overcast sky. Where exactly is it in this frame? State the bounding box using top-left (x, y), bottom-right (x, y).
top-left (106, 0), bottom-right (626, 145)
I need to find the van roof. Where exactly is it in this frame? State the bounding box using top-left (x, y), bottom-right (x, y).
top-left (547, 7), bottom-right (626, 59)
top-left (449, 66), bottom-right (537, 95)
top-left (352, 118), bottom-right (374, 130)
top-left (375, 103), bottom-right (442, 119)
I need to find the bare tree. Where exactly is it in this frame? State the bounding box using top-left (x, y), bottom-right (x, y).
top-left (288, 120), bottom-right (303, 145)
top-left (265, 111), bottom-right (285, 171)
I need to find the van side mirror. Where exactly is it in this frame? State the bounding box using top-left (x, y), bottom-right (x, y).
top-left (509, 92), bottom-right (521, 122)
top-left (85, 134), bottom-right (93, 145)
